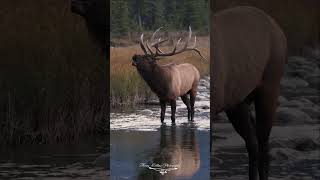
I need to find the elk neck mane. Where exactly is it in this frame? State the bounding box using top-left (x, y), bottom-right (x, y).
top-left (137, 62), bottom-right (172, 97)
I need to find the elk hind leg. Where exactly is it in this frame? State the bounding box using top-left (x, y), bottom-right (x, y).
top-left (255, 87), bottom-right (278, 180)
top-left (189, 90), bottom-right (197, 121)
top-left (170, 100), bottom-right (176, 124)
top-left (181, 94), bottom-right (191, 120)
top-left (226, 101), bottom-right (258, 180)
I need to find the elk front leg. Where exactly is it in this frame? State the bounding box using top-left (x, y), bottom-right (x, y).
top-left (181, 94), bottom-right (191, 120)
top-left (160, 99), bottom-right (166, 123)
top-left (170, 100), bottom-right (176, 124)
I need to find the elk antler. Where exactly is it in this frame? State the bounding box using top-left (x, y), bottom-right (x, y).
top-left (139, 34), bottom-right (148, 55)
top-left (141, 26), bottom-right (207, 61)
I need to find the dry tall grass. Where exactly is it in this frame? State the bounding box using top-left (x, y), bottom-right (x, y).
top-left (0, 1), bottom-right (107, 144)
top-left (110, 42), bottom-right (209, 106)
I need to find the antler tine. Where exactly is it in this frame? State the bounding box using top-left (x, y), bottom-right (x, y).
top-left (191, 36), bottom-right (197, 48)
top-left (146, 40), bottom-right (155, 55)
top-left (188, 48), bottom-right (208, 61)
top-left (182, 26), bottom-right (192, 49)
top-left (151, 27), bottom-right (162, 42)
top-left (154, 37), bottom-right (181, 55)
top-left (186, 35), bottom-right (208, 61)
top-left (139, 34), bottom-right (148, 55)
top-left (146, 27), bottom-right (164, 55)
top-left (176, 38), bottom-right (182, 48)
top-left (155, 38), bottom-right (165, 53)
top-left (151, 38), bottom-right (168, 47)
top-left (172, 38), bottom-right (182, 53)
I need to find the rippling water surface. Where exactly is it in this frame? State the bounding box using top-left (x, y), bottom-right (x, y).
top-left (0, 137), bottom-right (108, 179)
top-left (110, 77), bottom-right (210, 180)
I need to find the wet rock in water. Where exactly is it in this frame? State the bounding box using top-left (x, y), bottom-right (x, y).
top-left (145, 100), bottom-right (159, 105)
top-left (196, 94), bottom-right (208, 101)
top-left (294, 97), bottom-right (315, 105)
top-left (305, 73), bottom-right (320, 88)
top-left (198, 112), bottom-right (210, 118)
top-left (270, 147), bottom-right (300, 161)
top-left (270, 176), bottom-right (314, 180)
top-left (298, 88), bottom-right (320, 97)
top-left (201, 105), bottom-right (210, 109)
top-left (281, 87), bottom-right (319, 99)
top-left (215, 112), bottom-right (228, 122)
top-left (294, 137), bottom-right (319, 151)
top-left (301, 95), bottom-right (320, 105)
top-left (276, 107), bottom-right (314, 124)
top-left (285, 56), bottom-right (319, 78)
top-left (93, 153), bottom-right (109, 168)
top-left (281, 99), bottom-right (303, 108)
top-left (283, 97), bottom-right (320, 119)
top-left (199, 79), bottom-right (210, 88)
top-left (139, 109), bottom-right (153, 116)
top-left (281, 97), bottom-right (316, 108)
top-left (281, 77), bottom-right (309, 89)
top-left (278, 96), bottom-right (288, 105)
top-left (270, 130), bottom-right (320, 152)
top-left (300, 106), bottom-right (320, 119)
top-left (302, 47), bottom-right (320, 59)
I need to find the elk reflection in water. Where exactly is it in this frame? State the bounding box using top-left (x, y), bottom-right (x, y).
top-left (137, 123), bottom-right (201, 179)
top-left (110, 123), bottom-right (209, 180)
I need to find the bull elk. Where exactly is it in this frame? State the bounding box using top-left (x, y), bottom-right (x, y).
top-left (132, 27), bottom-right (206, 123)
top-left (211, 6), bottom-right (287, 180)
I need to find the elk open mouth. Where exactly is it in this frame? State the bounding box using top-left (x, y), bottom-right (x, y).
top-left (132, 61), bottom-right (136, 66)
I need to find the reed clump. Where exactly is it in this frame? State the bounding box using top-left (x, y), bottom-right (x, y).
top-left (0, 0), bottom-right (107, 144)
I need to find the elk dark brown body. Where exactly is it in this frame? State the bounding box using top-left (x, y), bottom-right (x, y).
top-left (211, 6), bottom-right (287, 180)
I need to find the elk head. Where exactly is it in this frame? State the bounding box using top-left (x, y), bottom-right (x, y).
top-left (132, 26), bottom-right (207, 70)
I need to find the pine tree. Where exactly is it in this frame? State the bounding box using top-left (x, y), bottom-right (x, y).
top-left (151, 0), bottom-right (165, 29)
top-left (184, 0), bottom-right (204, 30)
top-left (111, 0), bottom-right (130, 37)
top-left (164, 0), bottom-right (177, 30)
top-left (111, 0), bottom-right (209, 35)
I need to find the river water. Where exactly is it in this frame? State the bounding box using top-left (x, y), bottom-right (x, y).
top-left (0, 137), bottom-right (108, 179)
top-left (110, 76), bottom-right (211, 180)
